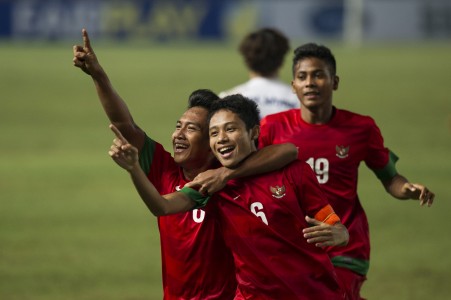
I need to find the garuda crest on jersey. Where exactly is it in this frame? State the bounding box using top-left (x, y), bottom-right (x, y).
top-left (270, 185), bottom-right (286, 199)
top-left (336, 145), bottom-right (350, 159)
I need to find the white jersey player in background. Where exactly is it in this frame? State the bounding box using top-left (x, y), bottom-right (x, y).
top-left (219, 27), bottom-right (299, 119)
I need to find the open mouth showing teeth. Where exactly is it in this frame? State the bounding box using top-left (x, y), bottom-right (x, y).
top-left (175, 143), bottom-right (188, 151)
top-left (218, 146), bottom-right (234, 155)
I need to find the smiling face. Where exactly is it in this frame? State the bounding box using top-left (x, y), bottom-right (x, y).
top-left (171, 107), bottom-right (215, 172)
top-left (209, 109), bottom-right (258, 168)
top-left (291, 57), bottom-right (339, 111)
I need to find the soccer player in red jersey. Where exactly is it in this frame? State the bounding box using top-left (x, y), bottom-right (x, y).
top-left (258, 43), bottom-right (435, 299)
top-left (73, 29), bottom-right (297, 300)
top-left (108, 95), bottom-right (349, 300)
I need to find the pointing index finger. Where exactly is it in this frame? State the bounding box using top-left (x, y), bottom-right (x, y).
top-left (82, 28), bottom-right (92, 51)
top-left (109, 124), bottom-right (128, 143)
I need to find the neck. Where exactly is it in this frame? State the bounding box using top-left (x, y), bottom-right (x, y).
top-left (182, 167), bottom-right (206, 181)
top-left (301, 106), bottom-right (335, 125)
top-left (181, 159), bottom-right (215, 181)
top-left (249, 70), bottom-right (278, 79)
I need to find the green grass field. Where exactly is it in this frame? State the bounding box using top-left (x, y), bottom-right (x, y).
top-left (1, 40), bottom-right (450, 299)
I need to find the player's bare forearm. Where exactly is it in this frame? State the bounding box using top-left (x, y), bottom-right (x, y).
top-left (74, 29), bottom-right (144, 149)
top-left (383, 174), bottom-right (411, 199)
top-left (186, 143), bottom-right (297, 195)
top-left (229, 143), bottom-right (298, 178)
top-left (92, 72), bottom-right (129, 120)
top-left (383, 174), bottom-right (435, 206)
top-left (93, 72), bottom-right (145, 149)
top-left (129, 167), bottom-right (195, 216)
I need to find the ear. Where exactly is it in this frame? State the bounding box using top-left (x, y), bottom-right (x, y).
top-left (333, 75), bottom-right (339, 90)
top-left (251, 125), bottom-right (260, 140)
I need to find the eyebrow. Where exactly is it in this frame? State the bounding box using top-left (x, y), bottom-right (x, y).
top-left (297, 68), bottom-right (324, 73)
top-left (209, 121), bottom-right (238, 130)
top-left (177, 120), bottom-right (202, 128)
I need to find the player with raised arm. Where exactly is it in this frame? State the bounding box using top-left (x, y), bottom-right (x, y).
top-left (108, 95), bottom-right (349, 300)
top-left (73, 29), bottom-right (298, 299)
top-left (258, 43), bottom-right (435, 299)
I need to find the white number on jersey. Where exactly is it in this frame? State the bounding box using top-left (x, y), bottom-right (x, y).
top-left (192, 209), bottom-right (205, 223)
top-left (250, 202), bottom-right (269, 225)
top-left (306, 157), bottom-right (329, 184)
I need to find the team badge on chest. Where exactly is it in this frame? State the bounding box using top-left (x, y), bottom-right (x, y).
top-left (335, 145), bottom-right (350, 159)
top-left (270, 185), bottom-right (286, 199)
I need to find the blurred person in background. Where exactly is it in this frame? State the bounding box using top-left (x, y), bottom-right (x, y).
top-left (219, 27), bottom-right (299, 119)
top-left (73, 29), bottom-right (297, 299)
top-left (258, 42), bottom-right (435, 300)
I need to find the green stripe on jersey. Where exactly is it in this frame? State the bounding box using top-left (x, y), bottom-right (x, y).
top-left (138, 135), bottom-right (156, 175)
top-left (331, 256), bottom-right (370, 275)
top-left (178, 187), bottom-right (210, 209)
top-left (372, 150), bottom-right (399, 182)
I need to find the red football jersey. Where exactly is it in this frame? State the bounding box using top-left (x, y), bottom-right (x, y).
top-left (207, 160), bottom-right (344, 300)
top-left (139, 136), bottom-right (237, 300)
top-left (259, 108), bottom-right (391, 275)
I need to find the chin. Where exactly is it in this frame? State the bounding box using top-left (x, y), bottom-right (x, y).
top-left (173, 155), bottom-right (186, 165)
top-left (220, 160), bottom-right (237, 169)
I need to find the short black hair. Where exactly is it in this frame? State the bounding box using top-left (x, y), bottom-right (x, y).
top-left (187, 89), bottom-right (219, 110)
top-left (292, 43), bottom-right (337, 76)
top-left (239, 27), bottom-right (290, 77)
top-left (208, 94), bottom-right (260, 130)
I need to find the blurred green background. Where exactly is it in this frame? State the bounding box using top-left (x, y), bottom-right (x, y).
top-left (1, 40), bottom-right (450, 299)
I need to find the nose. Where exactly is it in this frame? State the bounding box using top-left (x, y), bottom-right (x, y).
top-left (305, 75), bottom-right (316, 87)
top-left (217, 130), bottom-right (228, 143)
top-left (173, 128), bottom-right (186, 140)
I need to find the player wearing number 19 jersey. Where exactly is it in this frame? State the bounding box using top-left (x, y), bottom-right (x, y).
top-left (258, 43), bottom-right (435, 299)
top-left (139, 136), bottom-right (237, 300)
top-left (259, 107), bottom-right (392, 279)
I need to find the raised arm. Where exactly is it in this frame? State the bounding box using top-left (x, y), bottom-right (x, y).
top-left (185, 143), bottom-right (298, 195)
top-left (382, 174), bottom-right (434, 207)
top-left (108, 124), bottom-right (195, 215)
top-left (73, 28), bottom-right (145, 150)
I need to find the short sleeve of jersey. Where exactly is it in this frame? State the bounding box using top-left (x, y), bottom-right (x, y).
top-left (259, 109), bottom-right (299, 149)
top-left (259, 111), bottom-right (286, 148)
top-left (138, 134), bottom-right (178, 190)
top-left (259, 116), bottom-right (272, 148)
top-left (286, 161), bottom-right (331, 217)
top-left (363, 117), bottom-right (399, 181)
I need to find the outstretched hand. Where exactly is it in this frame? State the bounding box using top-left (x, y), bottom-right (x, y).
top-left (403, 182), bottom-right (434, 207)
top-left (303, 216), bottom-right (349, 248)
top-left (72, 28), bottom-right (101, 75)
top-left (108, 124), bottom-right (139, 172)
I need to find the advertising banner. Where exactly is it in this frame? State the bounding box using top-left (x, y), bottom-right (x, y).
top-left (1, 0), bottom-right (450, 41)
top-left (0, 0), bottom-right (226, 40)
